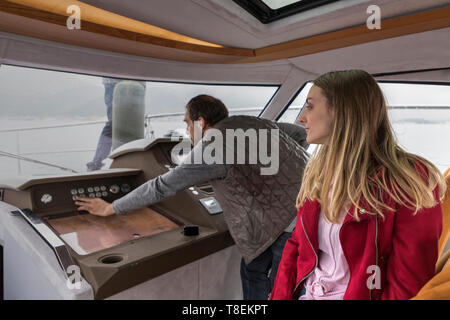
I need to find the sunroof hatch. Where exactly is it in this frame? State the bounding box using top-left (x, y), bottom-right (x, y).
top-left (233, 0), bottom-right (340, 23)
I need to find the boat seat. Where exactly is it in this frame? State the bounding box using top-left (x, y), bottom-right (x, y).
top-left (412, 167), bottom-right (450, 300)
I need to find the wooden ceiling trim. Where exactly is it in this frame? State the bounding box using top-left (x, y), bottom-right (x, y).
top-left (237, 6), bottom-right (450, 63)
top-left (0, 12), bottom-right (253, 64)
top-left (8, 0), bottom-right (223, 48)
top-left (0, 0), bottom-right (255, 57)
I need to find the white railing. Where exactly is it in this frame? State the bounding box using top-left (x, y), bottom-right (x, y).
top-left (2, 106), bottom-right (448, 174)
top-left (0, 108), bottom-right (262, 174)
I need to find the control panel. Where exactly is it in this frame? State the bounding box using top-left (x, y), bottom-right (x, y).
top-left (0, 141), bottom-right (235, 299)
top-left (68, 183), bottom-right (131, 200)
top-left (31, 176), bottom-right (137, 216)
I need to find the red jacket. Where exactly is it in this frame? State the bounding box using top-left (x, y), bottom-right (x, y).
top-left (270, 182), bottom-right (442, 300)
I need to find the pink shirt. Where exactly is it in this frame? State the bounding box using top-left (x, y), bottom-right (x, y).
top-left (299, 206), bottom-right (350, 300)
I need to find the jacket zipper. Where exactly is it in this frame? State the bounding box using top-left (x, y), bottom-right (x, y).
top-left (369, 185), bottom-right (381, 300)
top-left (292, 215), bottom-right (318, 298)
top-left (338, 216), bottom-right (352, 300)
top-left (370, 197), bottom-right (380, 300)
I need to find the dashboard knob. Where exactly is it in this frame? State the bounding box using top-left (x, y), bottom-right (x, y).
top-left (41, 193), bottom-right (53, 204)
top-left (109, 184), bottom-right (120, 194)
top-left (121, 183), bottom-right (131, 193)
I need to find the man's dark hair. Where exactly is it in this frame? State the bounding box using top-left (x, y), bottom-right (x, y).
top-left (186, 95), bottom-right (229, 126)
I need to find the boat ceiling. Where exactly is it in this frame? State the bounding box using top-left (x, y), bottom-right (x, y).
top-left (0, 0), bottom-right (449, 87)
top-left (81, 0), bottom-right (449, 48)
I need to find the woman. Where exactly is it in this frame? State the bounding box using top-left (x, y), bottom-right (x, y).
top-left (270, 70), bottom-right (446, 300)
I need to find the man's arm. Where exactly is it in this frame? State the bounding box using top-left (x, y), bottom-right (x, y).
top-left (112, 162), bottom-right (226, 215)
top-left (76, 140), bottom-right (227, 216)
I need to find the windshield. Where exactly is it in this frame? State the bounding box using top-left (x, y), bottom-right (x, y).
top-left (278, 81), bottom-right (450, 173)
top-left (0, 65), bottom-right (278, 175)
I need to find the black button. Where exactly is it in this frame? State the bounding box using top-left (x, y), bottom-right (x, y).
top-left (183, 225), bottom-right (199, 236)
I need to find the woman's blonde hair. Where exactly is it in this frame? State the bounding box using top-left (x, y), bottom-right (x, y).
top-left (297, 70), bottom-right (446, 223)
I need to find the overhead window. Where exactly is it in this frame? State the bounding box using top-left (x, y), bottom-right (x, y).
top-left (263, 0), bottom-right (304, 10)
top-left (233, 0), bottom-right (339, 23)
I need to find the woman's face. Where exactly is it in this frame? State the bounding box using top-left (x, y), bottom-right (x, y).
top-left (297, 85), bottom-right (335, 145)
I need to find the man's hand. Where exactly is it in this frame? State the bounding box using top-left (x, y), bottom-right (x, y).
top-left (74, 197), bottom-right (116, 217)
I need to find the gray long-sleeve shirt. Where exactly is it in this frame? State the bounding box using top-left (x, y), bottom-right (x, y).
top-left (112, 122), bottom-right (308, 216)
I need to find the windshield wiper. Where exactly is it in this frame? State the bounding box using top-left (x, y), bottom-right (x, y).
top-left (0, 150), bottom-right (78, 174)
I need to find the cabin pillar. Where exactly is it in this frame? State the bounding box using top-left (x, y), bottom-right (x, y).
top-left (112, 81), bottom-right (145, 150)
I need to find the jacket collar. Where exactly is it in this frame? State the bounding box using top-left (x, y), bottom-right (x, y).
top-left (302, 196), bottom-right (375, 230)
top-left (300, 198), bottom-right (373, 255)
top-left (300, 170), bottom-right (386, 255)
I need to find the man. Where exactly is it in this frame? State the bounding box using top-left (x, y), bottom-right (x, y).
top-left (76, 94), bottom-right (309, 300)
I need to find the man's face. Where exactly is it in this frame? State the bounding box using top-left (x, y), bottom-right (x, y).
top-left (184, 109), bottom-right (193, 144)
top-left (184, 109), bottom-right (201, 145)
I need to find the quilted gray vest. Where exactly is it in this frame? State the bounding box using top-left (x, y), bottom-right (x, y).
top-left (208, 116), bottom-right (309, 264)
